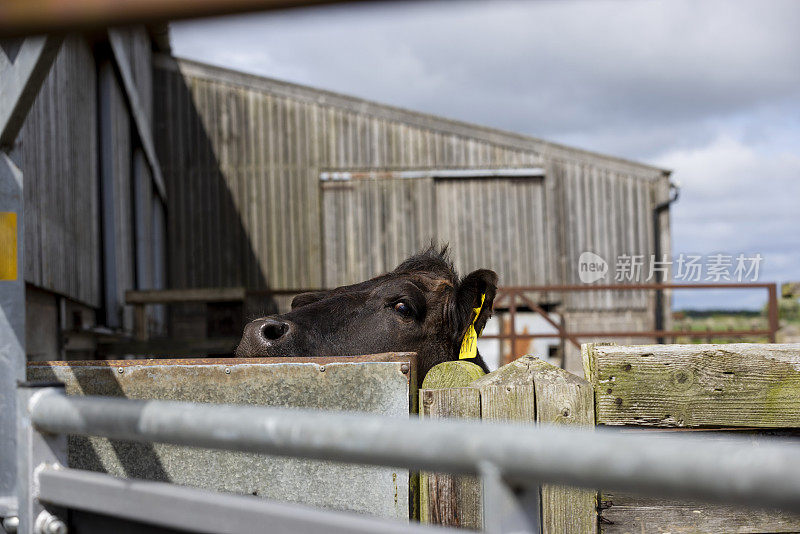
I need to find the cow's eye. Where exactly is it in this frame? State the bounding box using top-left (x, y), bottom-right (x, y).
top-left (393, 301), bottom-right (413, 317)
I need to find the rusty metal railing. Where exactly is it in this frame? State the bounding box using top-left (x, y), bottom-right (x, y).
top-left (485, 283), bottom-right (780, 365)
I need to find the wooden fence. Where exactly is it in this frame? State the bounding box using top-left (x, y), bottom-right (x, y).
top-left (419, 356), bottom-right (596, 532)
top-left (421, 342), bottom-right (800, 533)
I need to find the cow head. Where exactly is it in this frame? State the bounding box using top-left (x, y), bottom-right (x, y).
top-left (235, 246), bottom-right (497, 380)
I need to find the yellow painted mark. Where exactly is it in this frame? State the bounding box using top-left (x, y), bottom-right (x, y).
top-left (0, 212), bottom-right (18, 281)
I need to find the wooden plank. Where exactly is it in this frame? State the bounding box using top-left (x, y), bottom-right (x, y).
top-left (584, 343), bottom-right (800, 427)
top-left (600, 491), bottom-right (800, 534)
top-left (419, 388), bottom-right (482, 529)
top-left (585, 344), bottom-right (800, 532)
top-left (126, 287), bottom-right (247, 304)
top-left (107, 29), bottom-right (166, 201)
top-left (529, 358), bottom-right (597, 534)
top-left (421, 360), bottom-right (486, 390)
top-left (133, 304), bottom-right (147, 341)
top-left (471, 358), bottom-right (538, 529)
top-left (0, 35), bottom-right (62, 147)
top-left (475, 356), bottom-right (598, 533)
top-left (419, 361), bottom-right (485, 529)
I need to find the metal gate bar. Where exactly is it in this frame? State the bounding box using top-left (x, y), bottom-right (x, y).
top-left (22, 387), bottom-right (800, 515)
top-left (37, 467), bottom-right (446, 534)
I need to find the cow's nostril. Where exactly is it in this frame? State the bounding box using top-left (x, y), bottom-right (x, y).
top-left (260, 320), bottom-right (289, 341)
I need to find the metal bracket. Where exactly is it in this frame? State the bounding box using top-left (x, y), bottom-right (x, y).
top-left (16, 383), bottom-right (67, 534)
top-left (480, 462), bottom-right (541, 534)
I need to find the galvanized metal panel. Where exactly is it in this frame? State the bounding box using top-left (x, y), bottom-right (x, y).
top-left (27, 353), bottom-right (417, 519)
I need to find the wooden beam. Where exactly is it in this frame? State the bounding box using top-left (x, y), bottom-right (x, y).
top-left (584, 342), bottom-right (800, 428)
top-left (107, 29), bottom-right (167, 200)
top-left (0, 0), bottom-right (382, 38)
top-left (126, 287), bottom-right (247, 304)
top-left (0, 35), bottom-right (62, 147)
top-left (98, 336), bottom-right (239, 356)
top-left (600, 491), bottom-right (800, 533)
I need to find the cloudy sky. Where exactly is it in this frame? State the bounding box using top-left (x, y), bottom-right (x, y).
top-left (171, 0), bottom-right (800, 309)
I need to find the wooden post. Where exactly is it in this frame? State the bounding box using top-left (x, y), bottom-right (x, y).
top-left (508, 292), bottom-right (518, 365)
top-left (420, 357), bottom-right (597, 532)
top-left (767, 283), bottom-right (779, 343)
top-left (134, 303), bottom-right (148, 341)
top-left (419, 361), bottom-right (485, 528)
top-left (472, 356), bottom-right (598, 534)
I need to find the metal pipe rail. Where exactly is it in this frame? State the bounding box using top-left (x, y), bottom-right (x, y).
top-left (35, 467), bottom-right (447, 534)
top-left (26, 388), bottom-right (800, 512)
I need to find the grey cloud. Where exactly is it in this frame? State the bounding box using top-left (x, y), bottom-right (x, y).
top-left (172, 0), bottom-right (800, 154)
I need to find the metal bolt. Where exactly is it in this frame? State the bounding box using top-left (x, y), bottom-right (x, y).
top-left (118, 367), bottom-right (124, 374)
top-left (2, 516), bottom-right (19, 533)
top-left (225, 368), bottom-right (231, 374)
top-left (319, 365), bottom-right (325, 372)
top-left (400, 363), bottom-right (409, 374)
top-left (35, 511), bottom-right (67, 534)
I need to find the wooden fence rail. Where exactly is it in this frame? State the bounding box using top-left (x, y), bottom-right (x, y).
top-left (583, 342), bottom-right (800, 533)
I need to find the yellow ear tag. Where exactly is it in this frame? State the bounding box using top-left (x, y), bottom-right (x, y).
top-left (458, 293), bottom-right (486, 360)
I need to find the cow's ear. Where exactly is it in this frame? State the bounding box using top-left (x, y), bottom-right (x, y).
top-left (451, 269), bottom-right (498, 348)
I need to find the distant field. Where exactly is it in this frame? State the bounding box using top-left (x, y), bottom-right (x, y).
top-left (673, 302), bottom-right (800, 344)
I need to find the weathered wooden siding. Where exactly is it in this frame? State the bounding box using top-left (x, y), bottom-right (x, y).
top-left (99, 58), bottom-right (136, 329)
top-left (436, 176), bottom-right (551, 287)
top-left (553, 159), bottom-right (655, 311)
top-left (154, 55), bottom-right (669, 314)
top-left (322, 177), bottom-right (437, 287)
top-left (15, 36), bottom-right (101, 307)
top-left (17, 30), bottom-right (164, 338)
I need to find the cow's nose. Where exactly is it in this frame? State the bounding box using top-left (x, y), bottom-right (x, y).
top-left (260, 318), bottom-right (290, 341)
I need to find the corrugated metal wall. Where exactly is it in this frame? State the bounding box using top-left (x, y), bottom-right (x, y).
top-left (154, 56), bottom-right (669, 312)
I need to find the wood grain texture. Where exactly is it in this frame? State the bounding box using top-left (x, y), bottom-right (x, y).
top-left (419, 360), bottom-right (485, 528)
top-left (600, 491), bottom-right (800, 534)
top-left (586, 344), bottom-right (800, 533)
top-left (586, 343), bottom-right (800, 427)
top-left (419, 387), bottom-right (482, 529)
top-left (473, 356), bottom-right (598, 533)
top-left (530, 359), bottom-right (597, 534)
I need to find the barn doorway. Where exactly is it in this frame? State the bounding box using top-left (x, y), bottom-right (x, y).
top-left (319, 168), bottom-right (550, 289)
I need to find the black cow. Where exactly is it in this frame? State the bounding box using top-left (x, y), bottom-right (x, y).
top-left (236, 246), bottom-right (497, 380)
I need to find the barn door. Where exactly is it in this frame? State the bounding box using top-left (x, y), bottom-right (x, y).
top-left (434, 176), bottom-right (552, 286)
top-left (321, 177), bottom-right (436, 287)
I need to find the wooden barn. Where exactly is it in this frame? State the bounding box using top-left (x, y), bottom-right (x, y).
top-left (152, 56), bottom-right (673, 373)
top-left (9, 29), bottom-right (673, 374)
top-left (8, 28), bottom-right (168, 361)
